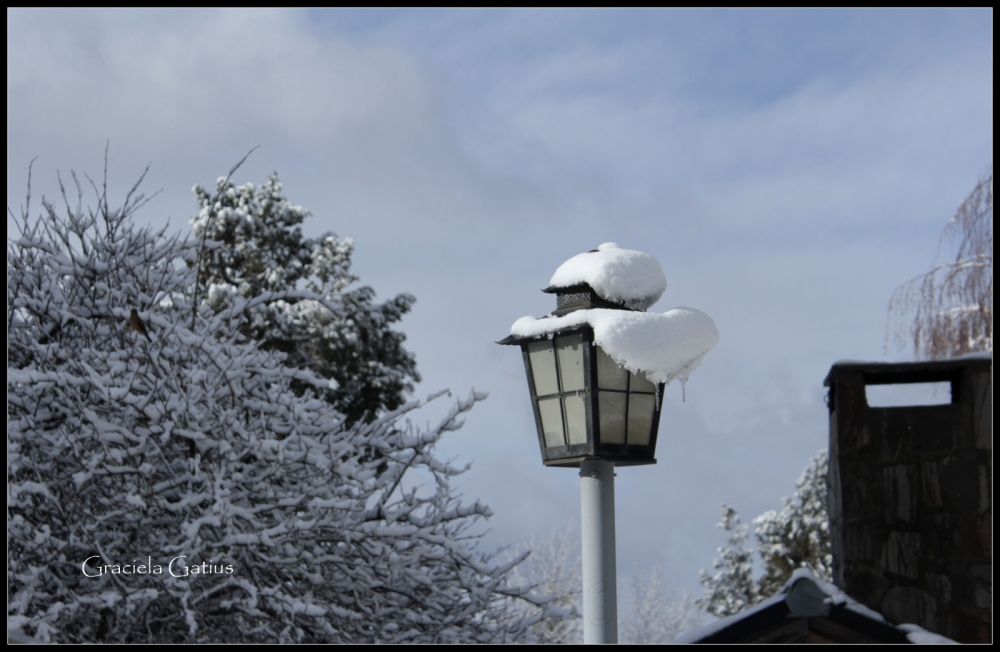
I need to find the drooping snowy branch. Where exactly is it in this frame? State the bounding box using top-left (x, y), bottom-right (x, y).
top-left (888, 167), bottom-right (993, 359)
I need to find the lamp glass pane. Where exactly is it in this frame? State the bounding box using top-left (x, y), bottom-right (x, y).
top-left (563, 393), bottom-right (588, 445)
top-left (627, 393), bottom-right (656, 446)
top-left (537, 397), bottom-right (565, 447)
top-left (596, 346), bottom-right (628, 391)
top-left (629, 370), bottom-right (657, 393)
top-left (599, 391), bottom-right (627, 444)
top-left (555, 334), bottom-right (586, 392)
top-left (527, 340), bottom-right (559, 396)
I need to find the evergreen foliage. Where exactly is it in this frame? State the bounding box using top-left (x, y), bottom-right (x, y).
top-left (7, 159), bottom-right (554, 643)
top-left (698, 505), bottom-right (759, 618)
top-left (190, 173), bottom-right (419, 425)
top-left (699, 451), bottom-right (831, 618)
top-left (752, 450), bottom-right (833, 597)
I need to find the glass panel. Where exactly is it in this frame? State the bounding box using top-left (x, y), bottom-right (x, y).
top-left (527, 340), bottom-right (559, 396)
top-left (627, 394), bottom-right (656, 446)
top-left (599, 391), bottom-right (627, 444)
top-left (596, 346), bottom-right (628, 391)
top-left (556, 334), bottom-right (586, 392)
top-left (537, 397), bottom-right (565, 448)
top-left (629, 370), bottom-right (657, 393)
top-left (563, 394), bottom-right (588, 446)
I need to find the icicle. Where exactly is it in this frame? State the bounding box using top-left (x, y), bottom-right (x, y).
top-left (681, 381), bottom-right (687, 403)
top-left (655, 383), bottom-right (661, 411)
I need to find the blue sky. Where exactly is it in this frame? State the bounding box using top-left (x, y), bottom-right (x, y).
top-left (7, 8), bottom-right (992, 602)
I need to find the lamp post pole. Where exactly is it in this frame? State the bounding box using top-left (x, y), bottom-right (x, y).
top-left (580, 459), bottom-right (617, 644)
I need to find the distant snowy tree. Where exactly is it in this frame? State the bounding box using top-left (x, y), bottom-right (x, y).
top-left (888, 167), bottom-right (993, 359)
top-left (190, 172), bottom-right (419, 425)
top-left (621, 565), bottom-right (706, 644)
top-left (698, 451), bottom-right (832, 618)
top-left (752, 451), bottom-right (833, 597)
top-left (698, 505), bottom-right (759, 618)
top-left (7, 158), bottom-right (554, 643)
top-left (498, 525), bottom-right (582, 644)
top-left (496, 526), bottom-right (707, 644)
top-left (497, 525), bottom-right (706, 644)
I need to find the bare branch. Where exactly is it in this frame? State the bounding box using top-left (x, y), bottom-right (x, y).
top-left (887, 167), bottom-right (993, 359)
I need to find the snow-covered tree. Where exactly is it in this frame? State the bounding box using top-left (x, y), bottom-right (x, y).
top-left (621, 565), bottom-right (705, 644)
top-left (698, 450), bottom-right (832, 618)
top-left (190, 172), bottom-right (419, 426)
top-left (499, 525), bottom-right (582, 644)
top-left (7, 159), bottom-right (553, 643)
top-left (497, 524), bottom-right (706, 644)
top-left (888, 167), bottom-right (993, 359)
top-left (752, 450), bottom-right (832, 597)
top-left (698, 505), bottom-right (759, 618)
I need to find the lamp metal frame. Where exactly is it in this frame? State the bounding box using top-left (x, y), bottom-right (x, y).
top-left (515, 324), bottom-right (663, 468)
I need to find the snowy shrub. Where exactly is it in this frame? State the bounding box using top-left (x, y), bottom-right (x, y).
top-left (7, 161), bottom-right (554, 643)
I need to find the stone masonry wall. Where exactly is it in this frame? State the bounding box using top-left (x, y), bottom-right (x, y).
top-left (825, 356), bottom-right (992, 643)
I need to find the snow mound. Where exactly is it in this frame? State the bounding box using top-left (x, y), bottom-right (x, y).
top-left (511, 307), bottom-right (719, 386)
top-left (549, 242), bottom-right (667, 311)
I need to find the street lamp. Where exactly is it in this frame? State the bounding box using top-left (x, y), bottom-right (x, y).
top-left (500, 243), bottom-right (719, 644)
top-left (499, 293), bottom-right (664, 468)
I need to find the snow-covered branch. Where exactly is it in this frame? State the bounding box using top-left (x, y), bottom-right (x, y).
top-left (8, 162), bottom-right (532, 643)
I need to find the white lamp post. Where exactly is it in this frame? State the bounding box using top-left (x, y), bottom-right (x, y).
top-left (500, 243), bottom-right (719, 644)
top-left (500, 290), bottom-right (663, 644)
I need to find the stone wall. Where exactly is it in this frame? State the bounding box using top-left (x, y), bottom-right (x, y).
top-left (825, 355), bottom-right (992, 643)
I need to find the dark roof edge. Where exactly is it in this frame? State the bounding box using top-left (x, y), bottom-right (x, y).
top-left (677, 572), bottom-right (947, 644)
top-left (824, 354), bottom-right (992, 387)
top-left (827, 604), bottom-right (911, 643)
top-left (541, 283), bottom-right (593, 294)
top-left (694, 600), bottom-right (791, 644)
top-left (497, 323), bottom-right (594, 346)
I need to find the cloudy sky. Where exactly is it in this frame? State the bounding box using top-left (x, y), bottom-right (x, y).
top-left (7, 8), bottom-right (992, 601)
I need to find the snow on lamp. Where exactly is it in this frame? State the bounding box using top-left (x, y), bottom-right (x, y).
top-left (499, 243), bottom-right (720, 468)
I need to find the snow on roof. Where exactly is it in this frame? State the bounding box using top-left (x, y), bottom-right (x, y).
top-left (673, 567), bottom-right (959, 644)
top-left (672, 590), bottom-right (789, 644)
top-left (831, 351), bottom-right (993, 367)
top-left (548, 243), bottom-right (667, 311)
top-left (957, 351), bottom-right (994, 360)
top-left (784, 568), bottom-right (958, 644)
top-left (510, 306), bottom-right (719, 386)
top-left (897, 624), bottom-right (961, 645)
